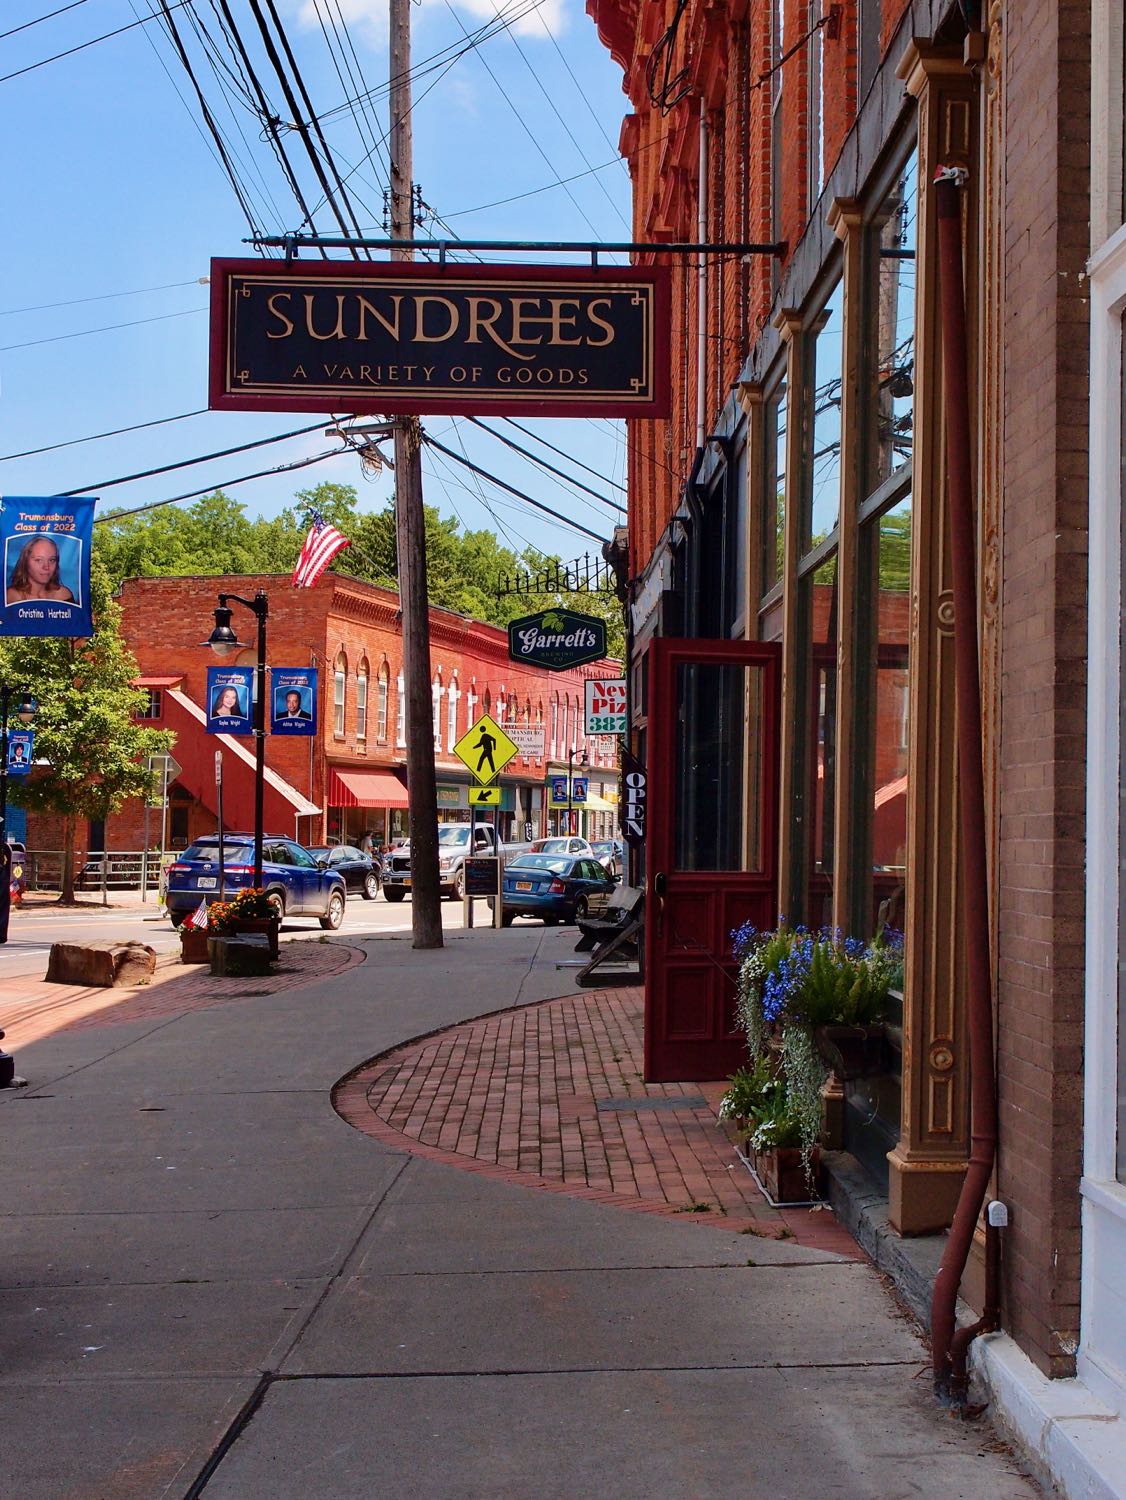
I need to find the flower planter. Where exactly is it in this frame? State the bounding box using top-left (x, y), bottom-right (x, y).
top-left (222, 917), bottom-right (280, 960)
top-left (813, 1022), bottom-right (889, 1081)
top-left (752, 1144), bottom-right (820, 1205)
top-left (179, 927), bottom-right (210, 965)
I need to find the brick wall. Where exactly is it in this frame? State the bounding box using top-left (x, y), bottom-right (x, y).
top-left (997, 0), bottom-right (1090, 1378)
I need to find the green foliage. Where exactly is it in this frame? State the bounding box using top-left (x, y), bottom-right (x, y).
top-left (94, 481), bottom-right (626, 659)
top-left (0, 559), bottom-right (172, 827)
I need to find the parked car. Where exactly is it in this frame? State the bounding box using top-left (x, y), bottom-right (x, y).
top-left (383, 823), bottom-right (521, 901)
top-left (500, 851), bottom-right (614, 926)
top-left (590, 839), bottom-right (624, 878)
top-left (308, 844), bottom-right (382, 900)
top-left (164, 835), bottom-right (346, 929)
top-left (529, 836), bottom-right (595, 858)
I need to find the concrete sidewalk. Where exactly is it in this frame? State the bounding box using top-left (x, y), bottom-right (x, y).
top-left (0, 926), bottom-right (1040, 1499)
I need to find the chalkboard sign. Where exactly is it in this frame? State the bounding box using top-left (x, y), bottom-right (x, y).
top-left (464, 856), bottom-right (501, 897)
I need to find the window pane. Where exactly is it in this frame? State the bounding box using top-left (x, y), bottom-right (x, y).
top-left (673, 662), bottom-right (763, 872)
top-left (763, 381), bottom-right (787, 597)
top-left (872, 151), bottom-right (917, 490)
top-left (871, 499), bottom-right (911, 933)
top-left (808, 554), bottom-right (838, 928)
top-left (808, 279), bottom-right (843, 548)
top-left (357, 675), bottom-right (368, 739)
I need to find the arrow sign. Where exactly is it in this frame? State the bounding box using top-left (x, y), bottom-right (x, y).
top-left (468, 783), bottom-right (501, 807)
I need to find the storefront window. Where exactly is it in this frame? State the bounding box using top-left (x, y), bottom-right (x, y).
top-left (674, 661), bottom-right (762, 872)
top-left (871, 151), bottom-right (917, 488)
top-left (807, 278), bottom-right (843, 549)
top-left (808, 554), bottom-right (838, 927)
top-left (762, 378), bottom-right (787, 601)
top-left (870, 498), bottom-right (911, 933)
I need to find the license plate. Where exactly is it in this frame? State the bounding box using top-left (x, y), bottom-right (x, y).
top-left (516, 881), bottom-right (532, 891)
top-left (196, 877), bottom-right (217, 889)
top-left (403, 879), bottom-right (411, 888)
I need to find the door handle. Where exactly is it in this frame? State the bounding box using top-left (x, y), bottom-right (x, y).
top-left (652, 871), bottom-right (666, 935)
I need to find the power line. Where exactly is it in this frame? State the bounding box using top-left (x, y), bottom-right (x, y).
top-left (0, 277), bottom-right (208, 318)
top-left (92, 445), bottom-right (345, 524)
top-left (501, 417), bottom-right (627, 492)
top-left (1, 408), bottom-right (209, 464)
top-left (0, 303), bottom-right (207, 354)
top-left (0, 0), bottom-right (192, 84)
top-left (62, 418), bottom-right (335, 497)
top-left (465, 417), bottom-right (624, 514)
top-left (0, 2), bottom-right (91, 43)
top-left (423, 434), bottom-right (606, 544)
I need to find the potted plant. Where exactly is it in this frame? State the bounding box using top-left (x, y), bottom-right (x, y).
top-left (729, 920), bottom-right (903, 1179)
top-left (208, 888), bottom-right (280, 959)
top-left (718, 1056), bottom-right (819, 1204)
top-left (179, 919), bottom-right (210, 965)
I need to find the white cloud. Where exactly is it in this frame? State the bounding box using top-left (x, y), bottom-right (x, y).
top-left (294, 0), bottom-right (569, 45)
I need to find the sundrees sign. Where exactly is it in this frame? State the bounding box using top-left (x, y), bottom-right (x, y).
top-left (209, 260), bottom-right (670, 419)
top-left (508, 608), bottom-right (607, 672)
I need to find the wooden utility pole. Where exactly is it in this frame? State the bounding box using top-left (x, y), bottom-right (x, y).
top-left (389, 0), bottom-right (442, 947)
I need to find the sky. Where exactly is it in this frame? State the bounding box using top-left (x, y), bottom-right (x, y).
top-left (0, 0), bottom-right (634, 567)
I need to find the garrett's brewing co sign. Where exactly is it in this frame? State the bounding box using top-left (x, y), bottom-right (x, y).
top-left (508, 609), bottom-right (607, 671)
top-left (209, 260), bottom-right (669, 418)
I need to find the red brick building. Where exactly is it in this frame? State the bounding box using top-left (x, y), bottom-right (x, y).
top-left (24, 570), bottom-right (621, 859)
top-left (586, 0), bottom-right (1118, 1484)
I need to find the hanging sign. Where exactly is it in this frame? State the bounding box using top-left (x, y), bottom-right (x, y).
top-left (209, 259), bottom-right (670, 419)
top-left (585, 677), bottom-right (627, 735)
top-left (508, 608), bottom-right (607, 671)
top-left (0, 495), bottom-right (95, 638)
top-left (206, 666), bottom-right (254, 736)
top-left (620, 749), bottom-right (647, 846)
top-left (6, 729), bottom-right (34, 775)
top-left (270, 666), bottom-right (317, 736)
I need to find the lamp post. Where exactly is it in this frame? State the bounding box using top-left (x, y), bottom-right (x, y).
top-left (0, 684), bottom-right (36, 948)
top-left (567, 748), bottom-right (588, 837)
top-left (204, 592), bottom-right (267, 887)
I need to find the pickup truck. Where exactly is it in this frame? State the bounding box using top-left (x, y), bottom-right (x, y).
top-left (383, 823), bottom-right (517, 901)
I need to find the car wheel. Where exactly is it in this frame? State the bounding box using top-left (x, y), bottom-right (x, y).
top-left (266, 889), bottom-right (286, 921)
top-left (384, 887), bottom-right (405, 902)
top-left (320, 889), bottom-right (345, 930)
top-left (453, 868), bottom-right (465, 900)
top-left (501, 910), bottom-right (515, 927)
top-left (362, 872), bottom-right (380, 900)
top-left (542, 914), bottom-right (559, 926)
top-left (169, 911), bottom-right (186, 928)
top-left (573, 895), bottom-right (590, 925)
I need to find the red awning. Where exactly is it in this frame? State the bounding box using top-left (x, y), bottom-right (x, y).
top-left (327, 768), bottom-right (410, 809)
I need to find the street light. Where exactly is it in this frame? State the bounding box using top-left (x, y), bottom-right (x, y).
top-left (567, 747), bottom-right (588, 837)
top-left (0, 683), bottom-right (35, 947)
top-left (203, 591), bottom-right (267, 887)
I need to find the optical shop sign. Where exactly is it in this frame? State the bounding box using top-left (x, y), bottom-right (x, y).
top-left (209, 260), bottom-right (670, 419)
top-left (0, 496), bottom-right (95, 638)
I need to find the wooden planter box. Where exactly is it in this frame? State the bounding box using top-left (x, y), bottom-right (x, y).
top-left (207, 934), bottom-right (274, 978)
top-left (179, 927), bottom-right (210, 965)
top-left (216, 917), bottom-right (280, 960)
top-left (752, 1145), bottom-right (820, 1205)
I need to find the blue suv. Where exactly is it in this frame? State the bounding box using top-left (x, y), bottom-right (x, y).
top-left (165, 835), bottom-right (346, 930)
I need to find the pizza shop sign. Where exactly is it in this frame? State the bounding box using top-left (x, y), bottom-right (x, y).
top-left (507, 608), bottom-right (607, 672)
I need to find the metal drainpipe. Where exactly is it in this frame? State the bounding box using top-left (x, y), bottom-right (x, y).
top-left (929, 165), bottom-right (999, 1403)
top-left (696, 110), bottom-right (708, 452)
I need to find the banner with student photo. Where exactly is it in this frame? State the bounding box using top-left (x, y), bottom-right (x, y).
top-left (270, 667), bottom-right (317, 736)
top-left (6, 729), bottom-right (34, 776)
top-left (206, 666), bottom-right (254, 735)
top-left (0, 496), bottom-right (95, 638)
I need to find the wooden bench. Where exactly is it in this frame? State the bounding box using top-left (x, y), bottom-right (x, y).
top-left (574, 885), bottom-right (644, 984)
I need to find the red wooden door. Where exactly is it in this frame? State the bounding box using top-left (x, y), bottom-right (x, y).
top-left (644, 638), bottom-right (781, 1082)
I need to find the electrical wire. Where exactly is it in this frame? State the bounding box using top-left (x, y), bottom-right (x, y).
top-left (466, 417), bottom-right (624, 514)
top-left (1, 408), bottom-right (209, 464)
top-left (0, 0), bottom-right (90, 42)
top-left (0, 0), bottom-right (192, 84)
top-left (0, 303), bottom-right (207, 354)
top-left (61, 418), bottom-right (335, 496)
top-left (501, 417), bottom-right (627, 492)
top-left (0, 277), bottom-right (208, 318)
top-left (423, 434), bottom-right (606, 544)
top-left (91, 445), bottom-right (346, 523)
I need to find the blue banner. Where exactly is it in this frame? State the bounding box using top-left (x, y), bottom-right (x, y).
top-left (0, 496), bottom-right (95, 638)
top-left (206, 666), bottom-right (254, 736)
top-left (7, 728), bottom-right (33, 776)
top-left (270, 667), bottom-right (317, 736)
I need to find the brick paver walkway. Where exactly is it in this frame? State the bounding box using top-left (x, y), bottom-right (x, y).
top-left (336, 987), bottom-right (860, 1254)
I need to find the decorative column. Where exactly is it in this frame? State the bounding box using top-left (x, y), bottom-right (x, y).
top-left (886, 40), bottom-right (979, 1235)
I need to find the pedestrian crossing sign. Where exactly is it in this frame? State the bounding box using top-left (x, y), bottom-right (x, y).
top-left (468, 782), bottom-right (501, 807)
top-left (453, 713), bottom-right (518, 784)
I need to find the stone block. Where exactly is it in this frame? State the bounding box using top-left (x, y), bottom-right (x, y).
top-left (45, 942), bottom-right (157, 989)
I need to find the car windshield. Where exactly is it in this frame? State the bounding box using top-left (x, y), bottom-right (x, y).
top-left (592, 843), bottom-right (613, 854)
top-left (180, 841), bottom-right (252, 862)
top-left (308, 847), bottom-right (331, 857)
top-left (437, 826), bottom-right (472, 846)
top-left (533, 839), bottom-right (568, 853)
top-left (509, 854), bottom-right (571, 875)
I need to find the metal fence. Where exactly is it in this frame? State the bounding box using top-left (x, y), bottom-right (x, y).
top-left (19, 850), bottom-right (170, 894)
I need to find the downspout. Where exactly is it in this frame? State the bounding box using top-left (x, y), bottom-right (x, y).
top-left (696, 110), bottom-right (709, 451)
top-left (929, 165), bottom-right (1000, 1402)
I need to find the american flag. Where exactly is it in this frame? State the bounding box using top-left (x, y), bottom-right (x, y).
top-left (182, 899), bottom-right (209, 931)
top-left (292, 512), bottom-right (350, 588)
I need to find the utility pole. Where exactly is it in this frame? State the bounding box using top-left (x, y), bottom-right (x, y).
top-left (389, 0), bottom-right (442, 948)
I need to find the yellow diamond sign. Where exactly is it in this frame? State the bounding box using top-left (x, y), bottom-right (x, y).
top-left (453, 713), bottom-right (519, 785)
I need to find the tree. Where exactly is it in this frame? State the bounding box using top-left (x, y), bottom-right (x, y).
top-left (1, 560), bottom-right (172, 902)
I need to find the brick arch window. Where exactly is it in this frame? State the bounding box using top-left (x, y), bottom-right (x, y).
top-left (447, 673), bottom-right (460, 750)
top-left (483, 687), bottom-right (492, 718)
top-left (395, 668), bottom-right (405, 748)
top-left (432, 670), bottom-right (443, 750)
top-left (551, 693), bottom-right (559, 758)
top-left (356, 656), bottom-right (370, 742)
top-left (376, 662), bottom-right (389, 742)
top-left (333, 651), bottom-right (347, 737)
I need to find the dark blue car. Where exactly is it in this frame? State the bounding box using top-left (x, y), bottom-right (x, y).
top-left (500, 852), bottom-right (614, 926)
top-left (165, 835), bottom-right (346, 929)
